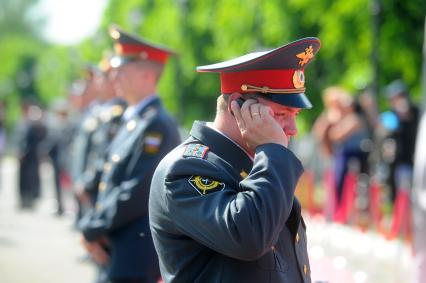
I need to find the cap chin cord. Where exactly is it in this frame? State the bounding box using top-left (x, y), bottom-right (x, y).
top-left (241, 84), bottom-right (306, 94)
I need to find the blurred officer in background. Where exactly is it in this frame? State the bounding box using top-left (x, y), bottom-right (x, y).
top-left (16, 101), bottom-right (47, 209)
top-left (78, 54), bottom-right (127, 215)
top-left (70, 66), bottom-right (103, 222)
top-left (76, 53), bottom-right (127, 283)
top-left (79, 25), bottom-right (181, 283)
top-left (149, 38), bottom-right (320, 283)
top-left (45, 100), bottom-right (74, 215)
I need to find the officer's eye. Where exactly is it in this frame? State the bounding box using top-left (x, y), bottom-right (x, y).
top-left (275, 113), bottom-right (286, 117)
top-left (275, 111), bottom-right (299, 117)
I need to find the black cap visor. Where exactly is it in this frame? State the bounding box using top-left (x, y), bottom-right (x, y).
top-left (258, 92), bottom-right (312, 109)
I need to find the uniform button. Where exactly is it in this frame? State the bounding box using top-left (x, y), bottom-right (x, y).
top-left (111, 154), bottom-right (121, 163)
top-left (240, 170), bottom-right (248, 179)
top-left (271, 245), bottom-right (276, 251)
top-left (99, 182), bottom-right (107, 192)
top-left (304, 264), bottom-right (307, 275)
top-left (96, 202), bottom-right (102, 211)
top-left (127, 120), bottom-right (137, 131)
top-left (296, 233), bottom-right (300, 242)
top-left (103, 162), bottom-right (112, 172)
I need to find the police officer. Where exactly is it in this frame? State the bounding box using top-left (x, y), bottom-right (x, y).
top-left (149, 38), bottom-right (321, 283)
top-left (45, 100), bottom-right (74, 215)
top-left (78, 55), bottom-right (127, 210)
top-left (77, 55), bottom-right (127, 283)
top-left (79, 25), bottom-right (181, 283)
top-left (70, 66), bottom-right (103, 221)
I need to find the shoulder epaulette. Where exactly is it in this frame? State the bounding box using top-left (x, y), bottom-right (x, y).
top-left (183, 144), bottom-right (209, 159)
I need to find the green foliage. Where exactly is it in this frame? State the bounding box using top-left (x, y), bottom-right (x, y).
top-left (94, 0), bottom-right (424, 129)
top-left (0, 34), bottom-right (45, 127)
top-left (36, 46), bottom-right (83, 103)
top-left (0, 0), bottom-right (46, 126)
top-left (0, 0), bottom-right (425, 132)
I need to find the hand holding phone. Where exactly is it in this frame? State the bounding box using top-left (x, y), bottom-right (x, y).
top-left (230, 97), bottom-right (289, 150)
top-left (229, 97), bottom-right (246, 116)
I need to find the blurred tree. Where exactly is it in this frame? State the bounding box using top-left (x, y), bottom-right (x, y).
top-left (95, 0), bottom-right (425, 130)
top-left (36, 46), bottom-right (83, 103)
top-left (0, 0), bottom-right (45, 126)
top-left (0, 0), bottom-right (44, 36)
top-left (422, 15), bottom-right (426, 111)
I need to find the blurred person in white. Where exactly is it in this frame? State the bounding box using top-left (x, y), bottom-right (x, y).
top-left (413, 108), bottom-right (426, 283)
top-left (0, 101), bottom-right (5, 190)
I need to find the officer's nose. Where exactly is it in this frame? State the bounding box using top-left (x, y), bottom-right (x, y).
top-left (284, 116), bottom-right (298, 137)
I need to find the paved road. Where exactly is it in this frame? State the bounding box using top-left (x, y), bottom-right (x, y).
top-left (307, 216), bottom-right (415, 283)
top-left (0, 157), bottom-right (95, 283)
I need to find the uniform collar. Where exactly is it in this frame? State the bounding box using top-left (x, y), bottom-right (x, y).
top-left (190, 121), bottom-right (253, 179)
top-left (104, 97), bottom-right (127, 107)
top-left (123, 95), bottom-right (159, 120)
top-left (206, 122), bottom-right (253, 161)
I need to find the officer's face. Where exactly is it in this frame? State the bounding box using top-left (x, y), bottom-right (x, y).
top-left (258, 98), bottom-right (300, 137)
top-left (109, 67), bottom-right (123, 97)
top-left (110, 63), bottom-right (138, 98)
top-left (100, 73), bottom-right (116, 99)
top-left (110, 62), bottom-right (153, 99)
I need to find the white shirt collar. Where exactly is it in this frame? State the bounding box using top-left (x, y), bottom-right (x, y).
top-left (122, 95), bottom-right (157, 121)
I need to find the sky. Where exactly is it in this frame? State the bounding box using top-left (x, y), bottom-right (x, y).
top-left (35, 0), bottom-right (108, 45)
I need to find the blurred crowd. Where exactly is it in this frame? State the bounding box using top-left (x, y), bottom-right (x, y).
top-left (309, 81), bottom-right (419, 236)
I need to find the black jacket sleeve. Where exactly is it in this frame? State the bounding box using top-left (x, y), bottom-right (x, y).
top-left (166, 143), bottom-right (304, 260)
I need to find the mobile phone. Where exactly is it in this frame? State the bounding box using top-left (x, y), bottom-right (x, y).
top-left (229, 97), bottom-right (246, 116)
top-left (236, 97), bottom-right (246, 108)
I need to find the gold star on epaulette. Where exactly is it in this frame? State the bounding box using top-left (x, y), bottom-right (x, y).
top-left (240, 170), bottom-right (248, 179)
top-left (111, 105), bottom-right (124, 117)
top-left (296, 45), bottom-right (314, 67)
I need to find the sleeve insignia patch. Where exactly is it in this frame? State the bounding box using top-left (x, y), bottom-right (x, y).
top-left (188, 176), bottom-right (225, 195)
top-left (183, 144), bottom-right (209, 159)
top-left (143, 133), bottom-right (162, 154)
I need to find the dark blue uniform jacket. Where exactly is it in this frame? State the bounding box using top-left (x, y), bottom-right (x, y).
top-left (80, 97), bottom-right (181, 281)
top-left (149, 121), bottom-right (311, 283)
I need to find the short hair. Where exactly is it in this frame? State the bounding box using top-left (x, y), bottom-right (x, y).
top-left (217, 94), bottom-right (230, 113)
top-left (216, 93), bottom-right (260, 114)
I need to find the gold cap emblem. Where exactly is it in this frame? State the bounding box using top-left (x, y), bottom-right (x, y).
top-left (292, 70), bottom-right (305, 89)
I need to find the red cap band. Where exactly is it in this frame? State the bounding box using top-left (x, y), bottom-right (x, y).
top-left (116, 43), bottom-right (170, 64)
top-left (220, 69), bottom-right (303, 94)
